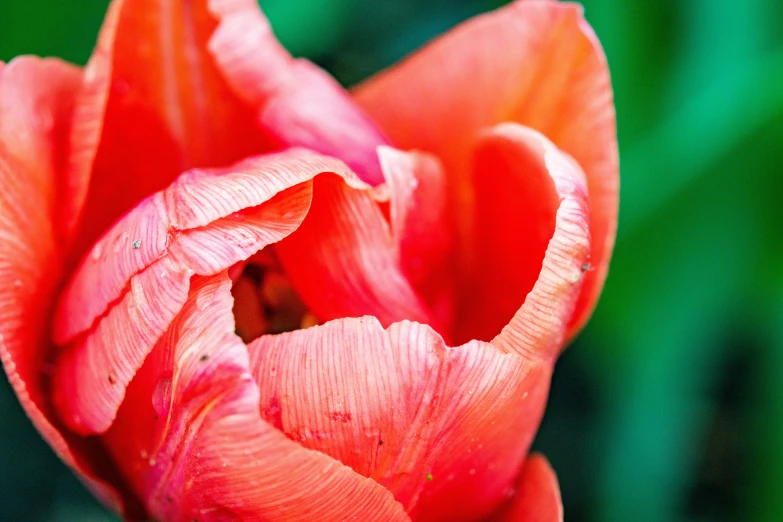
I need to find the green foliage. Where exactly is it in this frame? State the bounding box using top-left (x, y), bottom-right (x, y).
top-left (1, 0), bottom-right (781, 520)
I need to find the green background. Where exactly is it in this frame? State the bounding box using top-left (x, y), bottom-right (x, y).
top-left (2, 0), bottom-right (782, 520)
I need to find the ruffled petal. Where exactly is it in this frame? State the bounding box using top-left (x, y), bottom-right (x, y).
top-left (52, 150), bottom-right (368, 435)
top-left (65, 0), bottom-right (273, 258)
top-left (354, 0), bottom-right (617, 340)
top-left (487, 454), bottom-right (563, 522)
top-left (0, 57), bottom-right (140, 517)
top-left (247, 317), bottom-right (553, 521)
top-left (482, 125), bottom-right (590, 361)
top-left (103, 273), bottom-right (411, 521)
top-left (208, 0), bottom-right (389, 185)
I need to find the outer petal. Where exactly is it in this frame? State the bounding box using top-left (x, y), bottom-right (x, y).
top-left (354, 0), bottom-right (617, 340)
top-left (487, 454), bottom-right (563, 522)
top-left (0, 57), bottom-right (140, 517)
top-left (102, 273), bottom-right (411, 521)
top-left (65, 0), bottom-right (271, 258)
top-left (208, 0), bottom-right (389, 185)
top-left (247, 318), bottom-right (552, 521)
top-left (52, 150), bottom-right (369, 435)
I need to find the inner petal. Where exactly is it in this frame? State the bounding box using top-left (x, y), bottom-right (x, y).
top-left (250, 137), bottom-right (562, 348)
top-left (274, 173), bottom-right (436, 332)
top-left (229, 168), bottom-right (438, 346)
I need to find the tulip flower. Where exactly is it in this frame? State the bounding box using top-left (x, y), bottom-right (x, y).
top-left (0, 0), bottom-right (617, 520)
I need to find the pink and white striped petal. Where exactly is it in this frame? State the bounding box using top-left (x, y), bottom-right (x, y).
top-left (103, 273), bottom-right (412, 521)
top-left (247, 317), bottom-right (552, 521)
top-left (52, 150), bottom-right (369, 435)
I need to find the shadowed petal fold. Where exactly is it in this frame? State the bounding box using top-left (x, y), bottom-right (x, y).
top-left (354, 0), bottom-right (617, 341)
top-left (103, 273), bottom-right (411, 521)
top-left (52, 150), bottom-right (368, 435)
top-left (247, 317), bottom-right (553, 521)
top-left (0, 57), bottom-right (141, 517)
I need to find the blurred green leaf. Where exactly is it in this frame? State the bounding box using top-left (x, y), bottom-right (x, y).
top-left (260, 0), bottom-right (357, 59)
top-left (620, 50), bottom-right (783, 238)
top-left (746, 289), bottom-right (783, 522)
top-left (591, 146), bottom-right (766, 521)
top-left (0, 0), bottom-right (105, 64)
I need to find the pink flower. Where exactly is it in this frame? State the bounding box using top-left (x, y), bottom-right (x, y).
top-left (0, 0), bottom-right (617, 520)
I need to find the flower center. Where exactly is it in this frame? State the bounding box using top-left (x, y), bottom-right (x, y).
top-left (231, 248), bottom-right (318, 343)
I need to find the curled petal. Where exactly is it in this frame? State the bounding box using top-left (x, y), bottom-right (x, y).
top-left (488, 454), bottom-right (563, 522)
top-left (103, 273), bottom-right (411, 521)
top-left (248, 317), bottom-right (552, 521)
top-left (452, 124), bottom-right (559, 346)
top-left (354, 0), bottom-right (617, 339)
top-left (0, 57), bottom-right (140, 516)
top-left (53, 150), bottom-right (367, 434)
top-left (481, 125), bottom-right (591, 360)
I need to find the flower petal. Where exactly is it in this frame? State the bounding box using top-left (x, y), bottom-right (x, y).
top-left (65, 0), bottom-right (273, 258)
top-left (378, 147), bottom-right (457, 333)
top-left (354, 0), bottom-right (617, 340)
top-left (451, 125), bottom-right (558, 346)
top-left (53, 150), bottom-right (367, 434)
top-left (103, 273), bottom-right (411, 521)
top-left (274, 169), bottom-right (435, 332)
top-left (208, 0), bottom-right (389, 185)
top-left (0, 56), bottom-right (141, 517)
top-left (481, 125), bottom-right (591, 360)
top-left (487, 454), bottom-right (563, 522)
top-left (247, 317), bottom-right (553, 521)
